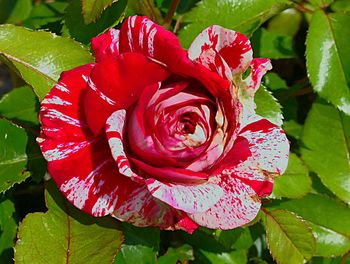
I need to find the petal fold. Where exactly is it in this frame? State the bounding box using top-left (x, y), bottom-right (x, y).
top-left (92, 28), bottom-right (120, 62)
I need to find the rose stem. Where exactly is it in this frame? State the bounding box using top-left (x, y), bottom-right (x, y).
top-left (164, 0), bottom-right (181, 28)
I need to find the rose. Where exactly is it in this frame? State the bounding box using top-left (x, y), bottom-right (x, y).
top-left (38, 15), bottom-right (289, 233)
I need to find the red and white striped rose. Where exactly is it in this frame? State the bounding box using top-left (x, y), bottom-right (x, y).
top-left (38, 16), bottom-right (289, 233)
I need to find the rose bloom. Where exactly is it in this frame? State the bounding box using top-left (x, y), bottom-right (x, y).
top-left (38, 16), bottom-right (289, 233)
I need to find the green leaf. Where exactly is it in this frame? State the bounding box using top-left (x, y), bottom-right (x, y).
top-left (268, 194), bottom-right (350, 257)
top-left (127, 0), bottom-right (163, 24)
top-left (65, 0), bottom-right (127, 44)
top-left (251, 28), bottom-right (294, 59)
top-left (267, 8), bottom-right (302, 37)
top-left (197, 249), bottom-right (247, 264)
top-left (114, 223), bottom-right (160, 264)
top-left (178, 0), bottom-right (290, 48)
top-left (331, 0), bottom-right (350, 12)
top-left (301, 102), bottom-right (350, 204)
top-left (306, 11), bottom-right (350, 115)
top-left (283, 120), bottom-right (303, 139)
top-left (271, 153), bottom-right (311, 199)
top-left (263, 72), bottom-right (288, 91)
top-left (158, 244), bottom-right (194, 264)
top-left (308, 0), bottom-right (334, 8)
top-left (14, 181), bottom-right (123, 264)
top-left (0, 24), bottom-right (93, 100)
top-left (0, 86), bottom-right (39, 126)
top-left (0, 119), bottom-right (31, 193)
top-left (255, 86), bottom-right (283, 126)
top-left (264, 209), bottom-right (316, 264)
top-left (23, 1), bottom-right (68, 30)
top-left (0, 198), bottom-right (17, 264)
top-left (0, 0), bottom-right (32, 24)
top-left (82, 0), bottom-right (116, 24)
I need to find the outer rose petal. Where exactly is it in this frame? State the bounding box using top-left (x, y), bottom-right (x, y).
top-left (112, 186), bottom-right (184, 229)
top-left (189, 177), bottom-right (261, 230)
top-left (224, 118), bottom-right (289, 196)
top-left (105, 110), bottom-right (144, 183)
top-left (188, 25), bottom-right (253, 77)
top-left (38, 64), bottom-right (129, 216)
top-left (145, 178), bottom-right (224, 214)
top-left (84, 53), bottom-right (169, 135)
top-left (244, 58), bottom-right (272, 94)
top-left (91, 28), bottom-right (120, 62)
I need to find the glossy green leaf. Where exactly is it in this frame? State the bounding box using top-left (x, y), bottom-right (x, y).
top-left (271, 153), bottom-right (311, 199)
top-left (268, 194), bottom-right (350, 256)
top-left (197, 249), bottom-right (247, 264)
top-left (251, 28), bottom-right (294, 59)
top-left (158, 244), bottom-right (194, 264)
top-left (15, 181), bottom-right (123, 264)
top-left (0, 119), bottom-right (30, 193)
top-left (301, 102), bottom-right (350, 204)
top-left (114, 223), bottom-right (160, 264)
top-left (0, 198), bottom-right (17, 264)
top-left (267, 8), bottom-right (302, 37)
top-left (264, 209), bottom-right (316, 264)
top-left (0, 0), bottom-right (32, 24)
top-left (178, 0), bottom-right (290, 48)
top-left (82, 0), bottom-right (115, 24)
top-left (255, 86), bottom-right (283, 126)
top-left (0, 25), bottom-right (93, 100)
top-left (0, 86), bottom-right (39, 126)
top-left (306, 11), bottom-right (350, 115)
top-left (65, 0), bottom-right (127, 44)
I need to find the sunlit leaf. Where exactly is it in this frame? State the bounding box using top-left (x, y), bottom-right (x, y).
top-left (81, 0), bottom-right (116, 24)
top-left (271, 153), bottom-right (311, 199)
top-left (306, 11), bottom-right (350, 115)
top-left (15, 181), bottom-right (123, 264)
top-left (158, 244), bottom-right (194, 264)
top-left (268, 194), bottom-right (350, 257)
top-left (264, 209), bottom-right (316, 264)
top-left (255, 86), bottom-right (283, 126)
top-left (0, 25), bottom-right (93, 100)
top-left (301, 102), bottom-right (350, 204)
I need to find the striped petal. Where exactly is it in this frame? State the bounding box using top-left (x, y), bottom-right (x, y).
top-left (226, 118), bottom-right (289, 196)
top-left (84, 53), bottom-right (169, 135)
top-left (91, 28), bottom-right (120, 62)
top-left (243, 58), bottom-right (272, 94)
top-left (188, 25), bottom-right (253, 77)
top-left (189, 177), bottom-right (261, 229)
top-left (112, 185), bottom-right (182, 229)
top-left (145, 178), bottom-right (224, 214)
top-left (105, 110), bottom-right (144, 183)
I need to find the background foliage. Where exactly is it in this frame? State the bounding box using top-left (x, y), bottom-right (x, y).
top-left (0, 0), bottom-right (349, 263)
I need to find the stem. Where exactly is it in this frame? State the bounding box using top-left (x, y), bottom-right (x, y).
top-left (164, 0), bottom-right (180, 27)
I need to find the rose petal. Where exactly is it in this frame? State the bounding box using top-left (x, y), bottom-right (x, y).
top-left (145, 178), bottom-right (224, 214)
top-left (189, 177), bottom-right (261, 229)
top-left (130, 157), bottom-right (209, 184)
top-left (91, 28), bottom-right (120, 62)
top-left (84, 53), bottom-right (169, 135)
top-left (244, 58), bottom-right (272, 94)
top-left (188, 25), bottom-right (253, 77)
top-left (112, 186), bottom-right (181, 229)
top-left (105, 110), bottom-right (144, 183)
top-left (39, 64), bottom-right (94, 142)
top-left (224, 118), bottom-right (289, 196)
